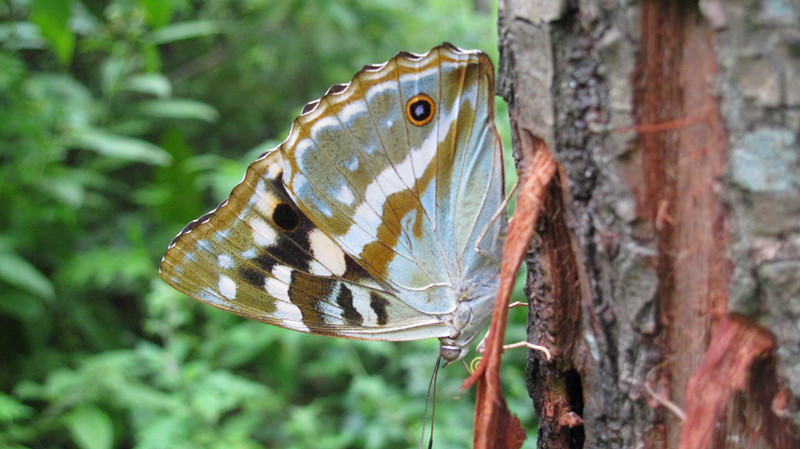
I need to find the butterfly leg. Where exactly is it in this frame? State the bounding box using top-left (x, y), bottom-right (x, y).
top-left (473, 327), bottom-right (551, 361)
top-left (502, 341), bottom-right (552, 361)
top-left (472, 299), bottom-right (528, 353)
top-left (474, 178), bottom-right (519, 261)
top-left (468, 339), bottom-right (552, 373)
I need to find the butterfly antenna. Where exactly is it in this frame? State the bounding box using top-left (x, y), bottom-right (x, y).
top-left (419, 355), bottom-right (442, 449)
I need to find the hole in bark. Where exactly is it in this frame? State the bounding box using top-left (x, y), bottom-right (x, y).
top-left (565, 369), bottom-right (585, 448)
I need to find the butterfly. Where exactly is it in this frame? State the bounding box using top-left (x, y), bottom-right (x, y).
top-left (160, 43), bottom-right (507, 364)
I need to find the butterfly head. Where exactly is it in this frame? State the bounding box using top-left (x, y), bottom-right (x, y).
top-left (438, 337), bottom-right (469, 365)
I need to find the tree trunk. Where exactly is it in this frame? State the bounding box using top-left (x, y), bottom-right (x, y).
top-left (497, 1), bottom-right (800, 448)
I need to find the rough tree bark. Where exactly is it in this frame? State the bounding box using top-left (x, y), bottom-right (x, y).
top-left (496, 1), bottom-right (800, 448)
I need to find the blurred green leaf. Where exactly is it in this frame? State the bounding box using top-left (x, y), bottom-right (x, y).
top-left (0, 22), bottom-right (45, 50)
top-left (140, 0), bottom-right (174, 28)
top-left (66, 406), bottom-right (114, 449)
top-left (135, 414), bottom-right (189, 449)
top-left (124, 73), bottom-right (173, 98)
top-left (30, 0), bottom-right (75, 64)
top-left (0, 392), bottom-right (34, 424)
top-left (146, 21), bottom-right (221, 44)
top-left (0, 251), bottom-right (55, 300)
top-left (100, 56), bottom-right (133, 97)
top-left (68, 129), bottom-right (172, 165)
top-left (136, 99), bottom-right (219, 122)
top-left (25, 73), bottom-right (94, 129)
top-left (39, 172), bottom-right (89, 208)
top-left (0, 291), bottom-right (46, 322)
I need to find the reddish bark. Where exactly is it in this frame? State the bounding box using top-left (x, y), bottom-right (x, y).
top-left (633, 2), bottom-right (731, 445)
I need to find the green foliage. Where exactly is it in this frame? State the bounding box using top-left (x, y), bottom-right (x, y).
top-left (0, 0), bottom-right (536, 447)
top-left (30, 0), bottom-right (75, 64)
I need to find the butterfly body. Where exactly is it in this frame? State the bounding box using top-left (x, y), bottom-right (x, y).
top-left (160, 43), bottom-right (505, 362)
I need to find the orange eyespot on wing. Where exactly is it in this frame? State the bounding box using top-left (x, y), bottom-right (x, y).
top-left (405, 94), bottom-right (435, 126)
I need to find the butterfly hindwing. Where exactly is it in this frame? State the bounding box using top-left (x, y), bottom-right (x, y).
top-left (280, 44), bottom-right (505, 316)
top-left (160, 150), bottom-right (449, 340)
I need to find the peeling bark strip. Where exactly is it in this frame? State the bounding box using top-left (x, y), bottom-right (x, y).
top-left (679, 315), bottom-right (773, 449)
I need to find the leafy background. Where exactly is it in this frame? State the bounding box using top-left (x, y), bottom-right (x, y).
top-left (0, 0), bottom-right (536, 448)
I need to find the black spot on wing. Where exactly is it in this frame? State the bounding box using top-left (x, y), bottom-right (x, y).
top-left (342, 255), bottom-right (373, 282)
top-left (239, 266), bottom-right (265, 289)
top-left (244, 230), bottom-right (311, 280)
top-left (248, 176), bottom-right (316, 272)
top-left (335, 285), bottom-right (363, 325)
top-left (369, 293), bottom-right (389, 326)
top-left (252, 252), bottom-right (278, 274)
top-left (272, 203), bottom-right (299, 231)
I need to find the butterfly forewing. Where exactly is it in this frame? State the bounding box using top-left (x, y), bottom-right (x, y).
top-left (161, 151), bottom-right (449, 340)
